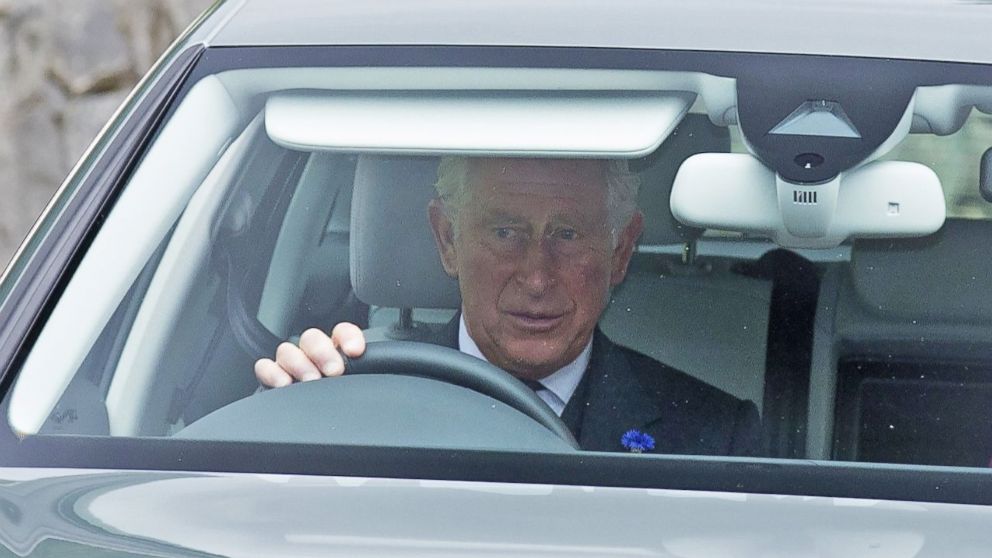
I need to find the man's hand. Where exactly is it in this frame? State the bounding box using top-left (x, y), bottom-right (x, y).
top-left (254, 322), bottom-right (367, 388)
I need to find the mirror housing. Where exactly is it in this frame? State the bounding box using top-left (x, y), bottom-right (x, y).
top-left (671, 153), bottom-right (945, 249)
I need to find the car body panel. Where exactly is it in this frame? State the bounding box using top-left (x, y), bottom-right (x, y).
top-left (1, 467), bottom-right (991, 557)
top-left (194, 0), bottom-right (992, 64)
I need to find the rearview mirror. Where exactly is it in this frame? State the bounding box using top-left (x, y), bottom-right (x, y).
top-left (671, 153), bottom-right (946, 249)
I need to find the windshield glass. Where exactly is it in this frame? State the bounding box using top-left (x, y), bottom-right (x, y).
top-left (6, 47), bottom-right (992, 471)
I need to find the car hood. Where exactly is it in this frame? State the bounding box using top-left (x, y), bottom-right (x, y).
top-left (1, 467), bottom-right (991, 557)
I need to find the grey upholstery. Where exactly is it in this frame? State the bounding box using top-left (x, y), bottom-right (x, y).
top-left (851, 219), bottom-right (992, 322)
top-left (804, 218), bottom-right (992, 458)
top-left (803, 218), bottom-right (992, 459)
top-left (350, 155), bottom-right (461, 309)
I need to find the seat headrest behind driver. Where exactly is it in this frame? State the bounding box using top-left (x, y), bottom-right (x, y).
top-left (350, 156), bottom-right (462, 309)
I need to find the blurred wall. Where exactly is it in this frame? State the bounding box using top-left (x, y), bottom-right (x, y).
top-left (0, 0), bottom-right (213, 267)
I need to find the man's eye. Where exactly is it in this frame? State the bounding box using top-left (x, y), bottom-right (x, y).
top-left (555, 228), bottom-right (578, 241)
top-left (494, 227), bottom-right (515, 239)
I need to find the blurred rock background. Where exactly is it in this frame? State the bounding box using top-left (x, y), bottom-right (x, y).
top-left (0, 0), bottom-right (212, 267)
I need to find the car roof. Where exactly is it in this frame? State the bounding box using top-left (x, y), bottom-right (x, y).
top-left (190, 0), bottom-right (992, 65)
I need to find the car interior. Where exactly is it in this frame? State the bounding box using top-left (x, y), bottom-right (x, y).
top-left (6, 64), bottom-right (992, 469)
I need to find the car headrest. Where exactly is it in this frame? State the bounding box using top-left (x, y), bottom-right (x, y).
top-left (630, 113), bottom-right (731, 246)
top-left (851, 219), bottom-right (992, 322)
top-left (350, 155), bottom-right (461, 309)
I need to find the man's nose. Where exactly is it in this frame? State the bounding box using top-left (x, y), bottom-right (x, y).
top-left (514, 238), bottom-right (557, 295)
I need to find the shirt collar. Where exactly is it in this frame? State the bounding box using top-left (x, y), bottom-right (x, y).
top-left (457, 314), bottom-right (591, 414)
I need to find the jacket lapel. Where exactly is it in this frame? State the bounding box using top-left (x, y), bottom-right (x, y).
top-left (427, 318), bottom-right (665, 452)
top-left (430, 313), bottom-right (460, 349)
top-left (567, 330), bottom-right (666, 452)
top-left (412, 312), bottom-right (459, 349)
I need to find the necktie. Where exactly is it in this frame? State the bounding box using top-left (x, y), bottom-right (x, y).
top-left (520, 379), bottom-right (545, 393)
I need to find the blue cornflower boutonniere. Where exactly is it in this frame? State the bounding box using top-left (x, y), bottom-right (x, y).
top-left (621, 429), bottom-right (655, 453)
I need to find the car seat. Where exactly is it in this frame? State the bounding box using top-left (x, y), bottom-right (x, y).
top-left (814, 218), bottom-right (992, 465)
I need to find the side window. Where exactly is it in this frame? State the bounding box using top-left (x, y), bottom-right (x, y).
top-left (26, 120), bottom-right (367, 438)
top-left (39, 120), bottom-right (301, 436)
top-left (257, 154), bottom-right (368, 339)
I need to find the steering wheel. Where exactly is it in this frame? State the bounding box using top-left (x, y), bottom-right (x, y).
top-left (344, 341), bottom-right (578, 448)
top-left (178, 341), bottom-right (579, 451)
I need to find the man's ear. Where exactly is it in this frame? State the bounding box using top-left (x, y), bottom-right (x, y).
top-left (428, 199), bottom-right (459, 278)
top-left (610, 210), bottom-right (643, 286)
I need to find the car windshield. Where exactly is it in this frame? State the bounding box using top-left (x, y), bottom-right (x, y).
top-left (5, 45), bottom-right (992, 470)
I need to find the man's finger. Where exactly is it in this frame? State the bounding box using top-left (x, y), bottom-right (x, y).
top-left (254, 358), bottom-right (293, 388)
top-left (299, 328), bottom-right (345, 377)
top-left (275, 341), bottom-right (321, 382)
top-left (331, 322), bottom-right (366, 357)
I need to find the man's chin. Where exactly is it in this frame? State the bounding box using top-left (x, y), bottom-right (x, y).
top-left (494, 340), bottom-right (573, 379)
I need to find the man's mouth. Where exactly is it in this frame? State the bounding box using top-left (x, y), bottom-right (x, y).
top-left (504, 311), bottom-right (566, 331)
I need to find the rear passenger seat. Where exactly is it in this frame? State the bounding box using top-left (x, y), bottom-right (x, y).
top-left (808, 219), bottom-right (992, 466)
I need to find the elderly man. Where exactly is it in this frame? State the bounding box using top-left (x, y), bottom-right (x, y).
top-left (255, 157), bottom-right (762, 455)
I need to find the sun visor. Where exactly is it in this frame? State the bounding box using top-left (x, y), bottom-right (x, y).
top-left (265, 90), bottom-right (694, 157)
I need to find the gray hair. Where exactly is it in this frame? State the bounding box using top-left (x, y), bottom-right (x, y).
top-left (434, 157), bottom-right (640, 243)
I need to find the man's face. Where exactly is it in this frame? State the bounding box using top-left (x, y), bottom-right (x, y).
top-left (429, 158), bottom-right (642, 380)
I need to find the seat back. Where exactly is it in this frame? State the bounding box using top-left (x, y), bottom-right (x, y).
top-left (812, 218), bottom-right (992, 465)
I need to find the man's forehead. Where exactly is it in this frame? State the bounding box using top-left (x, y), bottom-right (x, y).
top-left (469, 158), bottom-right (608, 190)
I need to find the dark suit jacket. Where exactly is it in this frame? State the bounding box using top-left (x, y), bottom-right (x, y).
top-left (428, 317), bottom-right (763, 456)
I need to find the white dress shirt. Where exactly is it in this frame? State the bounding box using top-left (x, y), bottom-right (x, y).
top-left (457, 315), bottom-right (592, 416)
